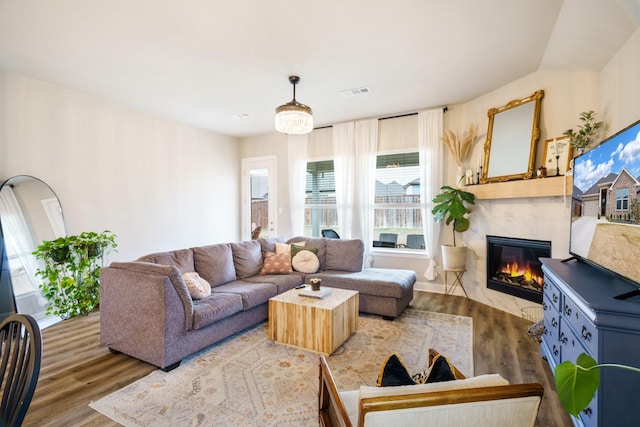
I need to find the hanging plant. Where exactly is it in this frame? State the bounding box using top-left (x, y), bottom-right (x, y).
top-left (33, 230), bottom-right (117, 319)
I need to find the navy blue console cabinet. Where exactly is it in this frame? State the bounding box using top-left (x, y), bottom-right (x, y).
top-left (541, 258), bottom-right (640, 427)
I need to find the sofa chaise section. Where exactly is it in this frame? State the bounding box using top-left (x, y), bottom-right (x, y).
top-left (287, 236), bottom-right (416, 318)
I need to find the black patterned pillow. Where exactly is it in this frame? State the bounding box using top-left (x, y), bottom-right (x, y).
top-left (411, 354), bottom-right (456, 384)
top-left (377, 353), bottom-right (416, 387)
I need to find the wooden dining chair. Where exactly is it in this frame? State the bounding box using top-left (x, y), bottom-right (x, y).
top-left (0, 314), bottom-right (43, 427)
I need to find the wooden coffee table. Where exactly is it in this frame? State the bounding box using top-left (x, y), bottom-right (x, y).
top-left (268, 287), bottom-right (359, 355)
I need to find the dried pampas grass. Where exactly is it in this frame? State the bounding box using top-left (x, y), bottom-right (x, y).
top-left (442, 123), bottom-right (478, 166)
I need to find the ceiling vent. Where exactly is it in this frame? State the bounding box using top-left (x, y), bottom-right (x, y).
top-left (340, 87), bottom-right (371, 97)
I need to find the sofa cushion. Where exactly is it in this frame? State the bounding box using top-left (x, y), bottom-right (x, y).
top-left (138, 249), bottom-right (195, 274)
top-left (292, 250), bottom-right (320, 273)
top-left (243, 273), bottom-right (304, 293)
top-left (211, 281), bottom-right (278, 311)
top-left (230, 240), bottom-right (263, 279)
top-left (192, 244), bottom-right (236, 287)
top-left (361, 374), bottom-right (509, 399)
top-left (258, 236), bottom-right (286, 254)
top-left (182, 272), bottom-right (212, 299)
top-left (326, 239), bottom-right (364, 272)
top-left (287, 237), bottom-right (327, 270)
top-left (311, 268), bottom-right (415, 298)
top-left (260, 252), bottom-right (293, 275)
top-left (377, 353), bottom-right (415, 387)
top-left (192, 292), bottom-right (244, 330)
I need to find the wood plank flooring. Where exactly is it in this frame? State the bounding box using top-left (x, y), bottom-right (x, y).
top-left (23, 291), bottom-right (573, 426)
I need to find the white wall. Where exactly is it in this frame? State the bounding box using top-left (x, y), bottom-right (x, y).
top-left (0, 71), bottom-right (241, 261)
top-left (601, 28), bottom-right (640, 132)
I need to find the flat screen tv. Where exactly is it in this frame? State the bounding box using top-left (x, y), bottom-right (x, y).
top-left (569, 118), bottom-right (640, 297)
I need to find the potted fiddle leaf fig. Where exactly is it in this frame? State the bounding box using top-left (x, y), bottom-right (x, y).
top-left (555, 353), bottom-right (640, 417)
top-left (431, 185), bottom-right (475, 269)
top-left (33, 230), bottom-right (117, 319)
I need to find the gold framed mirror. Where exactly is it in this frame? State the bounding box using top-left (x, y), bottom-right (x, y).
top-left (481, 90), bottom-right (544, 183)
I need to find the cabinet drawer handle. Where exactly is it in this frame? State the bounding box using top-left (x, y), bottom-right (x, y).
top-left (565, 305), bottom-right (572, 317)
top-left (553, 294), bottom-right (558, 303)
top-left (551, 318), bottom-right (558, 328)
top-left (543, 302), bottom-right (548, 311)
top-left (583, 407), bottom-right (593, 417)
top-left (553, 345), bottom-right (559, 356)
top-left (560, 332), bottom-right (568, 344)
top-left (581, 326), bottom-right (592, 342)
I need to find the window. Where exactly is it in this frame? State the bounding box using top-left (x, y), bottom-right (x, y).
top-left (373, 152), bottom-right (423, 249)
top-left (305, 160), bottom-right (337, 237)
top-left (616, 188), bottom-right (629, 211)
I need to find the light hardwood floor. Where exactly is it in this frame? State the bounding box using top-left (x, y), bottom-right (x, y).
top-left (23, 291), bottom-right (573, 426)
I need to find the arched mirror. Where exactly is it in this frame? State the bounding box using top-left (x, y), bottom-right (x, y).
top-left (481, 90), bottom-right (544, 183)
top-left (0, 176), bottom-right (65, 325)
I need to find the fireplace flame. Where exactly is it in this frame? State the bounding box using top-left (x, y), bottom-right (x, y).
top-left (501, 262), bottom-right (543, 287)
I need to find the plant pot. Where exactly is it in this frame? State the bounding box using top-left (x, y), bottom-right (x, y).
top-left (441, 245), bottom-right (467, 270)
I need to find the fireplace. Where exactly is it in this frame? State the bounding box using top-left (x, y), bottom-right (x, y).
top-left (486, 235), bottom-right (551, 303)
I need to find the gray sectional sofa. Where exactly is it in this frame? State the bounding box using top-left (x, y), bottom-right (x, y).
top-left (99, 236), bottom-right (416, 370)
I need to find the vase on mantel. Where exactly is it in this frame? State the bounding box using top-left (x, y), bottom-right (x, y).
top-left (457, 165), bottom-right (465, 186)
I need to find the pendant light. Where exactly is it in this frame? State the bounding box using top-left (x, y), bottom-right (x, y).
top-left (275, 75), bottom-right (313, 134)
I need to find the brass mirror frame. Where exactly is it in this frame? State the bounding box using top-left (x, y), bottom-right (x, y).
top-left (481, 90), bottom-right (544, 183)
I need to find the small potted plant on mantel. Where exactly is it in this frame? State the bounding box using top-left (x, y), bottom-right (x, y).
top-left (431, 185), bottom-right (475, 270)
top-left (563, 110), bottom-right (605, 155)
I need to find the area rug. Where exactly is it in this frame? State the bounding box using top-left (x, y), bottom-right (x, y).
top-left (90, 309), bottom-right (472, 426)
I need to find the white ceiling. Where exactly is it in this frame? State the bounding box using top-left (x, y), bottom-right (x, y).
top-left (0, 0), bottom-right (638, 138)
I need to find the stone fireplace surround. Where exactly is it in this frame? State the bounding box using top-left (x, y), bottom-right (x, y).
top-left (458, 176), bottom-right (572, 317)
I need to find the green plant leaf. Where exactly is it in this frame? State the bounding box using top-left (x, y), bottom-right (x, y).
top-left (453, 217), bottom-right (470, 233)
top-left (555, 353), bottom-right (599, 416)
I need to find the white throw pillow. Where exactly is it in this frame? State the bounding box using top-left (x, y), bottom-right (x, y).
top-left (292, 250), bottom-right (320, 273)
top-left (275, 240), bottom-right (306, 255)
top-left (183, 272), bottom-right (212, 299)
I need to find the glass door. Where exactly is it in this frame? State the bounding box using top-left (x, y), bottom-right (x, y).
top-left (241, 156), bottom-right (277, 240)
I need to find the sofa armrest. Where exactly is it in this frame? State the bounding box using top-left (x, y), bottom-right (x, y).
top-left (100, 261), bottom-right (196, 368)
top-left (319, 355), bottom-right (352, 427)
top-left (105, 261), bottom-right (194, 329)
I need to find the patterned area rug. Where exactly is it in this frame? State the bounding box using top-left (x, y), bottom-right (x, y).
top-left (90, 309), bottom-right (473, 426)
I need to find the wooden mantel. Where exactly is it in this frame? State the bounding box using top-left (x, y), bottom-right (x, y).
top-left (463, 175), bottom-right (572, 200)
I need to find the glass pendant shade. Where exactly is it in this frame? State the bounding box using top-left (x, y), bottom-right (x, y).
top-left (275, 76), bottom-right (313, 134)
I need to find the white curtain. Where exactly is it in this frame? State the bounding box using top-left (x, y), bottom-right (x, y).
top-left (354, 119), bottom-right (378, 266)
top-left (333, 122), bottom-right (355, 238)
top-left (419, 109), bottom-right (444, 280)
top-left (0, 187), bottom-right (45, 301)
top-left (287, 134), bottom-right (309, 237)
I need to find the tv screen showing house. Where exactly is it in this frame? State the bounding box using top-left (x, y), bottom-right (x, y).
top-left (570, 118), bottom-right (640, 286)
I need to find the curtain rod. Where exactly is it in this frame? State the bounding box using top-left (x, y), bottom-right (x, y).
top-left (313, 106), bottom-right (447, 131)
